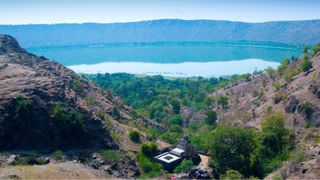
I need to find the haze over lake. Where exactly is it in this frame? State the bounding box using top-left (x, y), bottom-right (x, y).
top-left (28, 42), bottom-right (301, 77)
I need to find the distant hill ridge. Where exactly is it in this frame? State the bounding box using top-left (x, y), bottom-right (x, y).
top-left (0, 19), bottom-right (320, 48)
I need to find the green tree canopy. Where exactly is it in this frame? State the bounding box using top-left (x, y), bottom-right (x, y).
top-left (277, 58), bottom-right (290, 75)
top-left (209, 125), bottom-right (256, 177)
top-left (170, 99), bottom-right (181, 114)
top-left (222, 170), bottom-right (243, 180)
top-left (136, 153), bottom-right (163, 177)
top-left (259, 112), bottom-right (290, 158)
top-left (174, 159), bottom-right (194, 174)
top-left (300, 58), bottom-right (313, 72)
top-left (205, 110), bottom-right (217, 126)
top-left (129, 130), bottom-right (141, 143)
top-left (141, 143), bottom-right (158, 158)
top-left (217, 95), bottom-right (229, 108)
top-left (313, 44), bottom-right (320, 55)
top-left (167, 115), bottom-right (183, 126)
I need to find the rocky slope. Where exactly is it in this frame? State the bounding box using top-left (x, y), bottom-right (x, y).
top-left (211, 50), bottom-right (320, 178)
top-left (0, 34), bottom-right (161, 152)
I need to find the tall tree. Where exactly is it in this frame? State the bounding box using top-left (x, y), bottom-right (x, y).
top-left (205, 110), bottom-right (217, 126)
top-left (170, 99), bottom-right (181, 114)
top-left (209, 125), bottom-right (255, 177)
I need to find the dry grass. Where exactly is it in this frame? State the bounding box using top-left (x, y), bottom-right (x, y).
top-left (0, 162), bottom-right (110, 179)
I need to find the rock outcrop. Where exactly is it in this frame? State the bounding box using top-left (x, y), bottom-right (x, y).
top-left (210, 48), bottom-right (320, 177)
top-left (0, 35), bottom-right (116, 150)
top-left (285, 96), bottom-right (299, 113)
top-left (0, 35), bottom-right (157, 151)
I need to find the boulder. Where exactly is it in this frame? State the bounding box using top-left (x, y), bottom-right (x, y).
top-left (285, 96), bottom-right (299, 113)
top-left (7, 154), bottom-right (17, 165)
top-left (309, 84), bottom-right (320, 99)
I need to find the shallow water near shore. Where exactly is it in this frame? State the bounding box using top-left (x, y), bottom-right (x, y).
top-left (28, 42), bottom-right (301, 76)
top-left (68, 59), bottom-right (280, 77)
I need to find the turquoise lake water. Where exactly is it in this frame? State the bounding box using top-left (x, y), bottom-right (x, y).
top-left (28, 42), bottom-right (302, 77)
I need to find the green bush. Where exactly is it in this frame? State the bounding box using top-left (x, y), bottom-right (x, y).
top-left (209, 125), bottom-right (256, 177)
top-left (189, 126), bottom-right (213, 152)
top-left (273, 92), bottom-right (284, 104)
top-left (261, 78), bottom-right (267, 87)
top-left (262, 158), bottom-right (283, 176)
top-left (194, 102), bottom-right (207, 110)
top-left (266, 67), bottom-right (275, 77)
top-left (197, 112), bottom-right (294, 179)
top-left (277, 58), bottom-right (290, 76)
top-left (148, 101), bottom-right (165, 121)
top-left (136, 153), bottom-right (163, 178)
top-left (272, 81), bottom-right (281, 91)
top-left (188, 123), bottom-right (200, 132)
top-left (217, 95), bottom-right (229, 108)
top-left (259, 112), bottom-right (289, 158)
top-left (253, 112), bottom-right (296, 177)
top-left (141, 143), bottom-right (158, 158)
top-left (52, 149), bottom-right (63, 160)
top-left (204, 96), bottom-right (214, 106)
top-left (300, 59), bottom-right (313, 72)
top-left (12, 95), bottom-right (33, 140)
top-left (312, 44), bottom-right (320, 55)
top-left (283, 69), bottom-right (300, 82)
top-left (298, 101), bottom-right (313, 120)
top-left (205, 110), bottom-right (217, 126)
top-left (266, 106), bottom-right (273, 113)
top-left (174, 159), bottom-right (194, 173)
top-left (71, 79), bottom-right (84, 93)
top-left (84, 95), bottom-right (95, 106)
top-left (160, 131), bottom-right (182, 144)
top-left (99, 150), bottom-right (124, 162)
top-left (53, 103), bottom-right (87, 141)
top-left (129, 130), bottom-right (141, 143)
top-left (112, 107), bottom-right (121, 120)
top-left (170, 99), bottom-right (181, 114)
top-left (14, 152), bottom-right (48, 165)
top-left (305, 122), bottom-right (312, 129)
top-left (167, 115), bottom-right (183, 126)
top-left (146, 127), bottom-right (162, 140)
top-left (169, 124), bottom-right (183, 134)
top-left (221, 170), bottom-right (243, 180)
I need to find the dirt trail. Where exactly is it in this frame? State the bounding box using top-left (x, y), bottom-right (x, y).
top-left (197, 154), bottom-right (210, 170)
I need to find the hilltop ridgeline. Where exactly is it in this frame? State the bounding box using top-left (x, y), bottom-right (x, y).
top-left (0, 19), bottom-right (320, 48)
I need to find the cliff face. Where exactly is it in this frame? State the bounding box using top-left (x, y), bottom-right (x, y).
top-left (0, 35), bottom-right (156, 151)
top-left (0, 19), bottom-right (320, 47)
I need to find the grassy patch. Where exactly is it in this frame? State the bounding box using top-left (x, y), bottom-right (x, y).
top-left (99, 150), bottom-right (124, 163)
top-left (52, 150), bottom-right (63, 160)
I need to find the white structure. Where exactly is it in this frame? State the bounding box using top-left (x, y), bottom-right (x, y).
top-left (155, 152), bottom-right (181, 164)
top-left (154, 135), bottom-right (199, 171)
top-left (170, 148), bottom-right (185, 157)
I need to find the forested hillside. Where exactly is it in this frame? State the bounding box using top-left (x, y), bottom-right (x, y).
top-left (84, 44), bottom-right (320, 179)
top-left (83, 72), bottom-right (296, 178)
top-left (1, 34), bottom-right (320, 179)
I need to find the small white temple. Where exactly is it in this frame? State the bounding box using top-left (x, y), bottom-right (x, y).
top-left (154, 136), bottom-right (200, 171)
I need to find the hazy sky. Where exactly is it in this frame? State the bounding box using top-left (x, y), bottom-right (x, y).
top-left (1, 0), bottom-right (320, 24)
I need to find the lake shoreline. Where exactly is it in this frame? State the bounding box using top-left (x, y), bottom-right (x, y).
top-left (28, 42), bottom-right (301, 66)
top-left (68, 59), bottom-right (280, 77)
